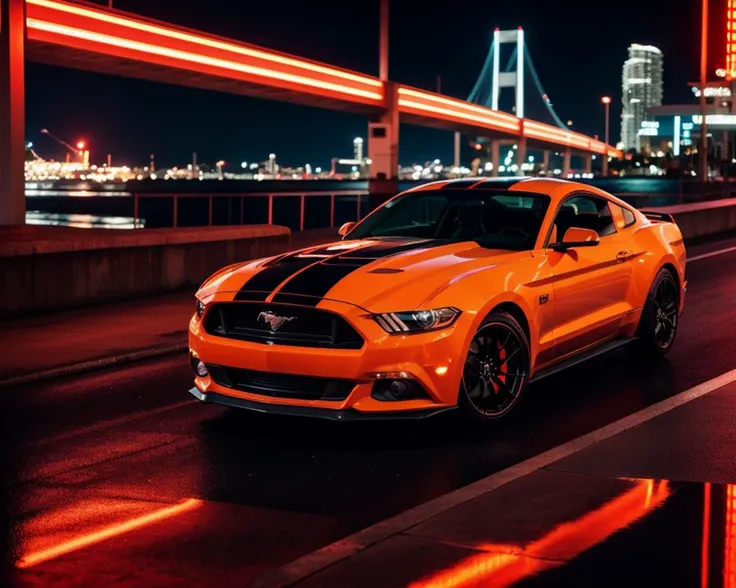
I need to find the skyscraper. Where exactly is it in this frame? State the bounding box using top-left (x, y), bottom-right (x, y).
top-left (621, 44), bottom-right (663, 151)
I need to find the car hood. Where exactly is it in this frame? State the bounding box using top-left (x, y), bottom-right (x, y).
top-left (199, 237), bottom-right (530, 312)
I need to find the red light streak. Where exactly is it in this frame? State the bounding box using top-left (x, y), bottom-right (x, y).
top-left (410, 480), bottom-right (669, 588)
top-left (725, 485), bottom-right (736, 587)
top-left (729, 1), bottom-right (736, 80)
top-left (27, 19), bottom-right (383, 102)
top-left (27, 0), bottom-right (381, 89)
top-left (16, 498), bottom-right (202, 569)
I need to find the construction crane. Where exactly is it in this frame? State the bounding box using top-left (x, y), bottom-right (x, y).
top-left (40, 128), bottom-right (85, 160)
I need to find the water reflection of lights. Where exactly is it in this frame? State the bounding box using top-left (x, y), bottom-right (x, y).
top-left (26, 212), bottom-right (143, 229)
top-left (16, 498), bottom-right (202, 568)
top-left (410, 479), bottom-right (670, 588)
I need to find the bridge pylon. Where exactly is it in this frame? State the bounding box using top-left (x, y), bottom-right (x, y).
top-left (491, 28), bottom-right (525, 119)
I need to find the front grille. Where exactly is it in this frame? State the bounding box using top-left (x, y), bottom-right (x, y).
top-left (206, 364), bottom-right (355, 401)
top-left (204, 302), bottom-right (364, 350)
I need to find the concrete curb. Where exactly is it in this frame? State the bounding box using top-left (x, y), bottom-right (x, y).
top-left (0, 341), bottom-right (189, 390)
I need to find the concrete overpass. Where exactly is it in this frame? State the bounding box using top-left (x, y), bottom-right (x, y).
top-left (1, 0), bottom-right (622, 225)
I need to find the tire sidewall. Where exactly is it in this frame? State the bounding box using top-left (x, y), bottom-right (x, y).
top-left (638, 268), bottom-right (679, 356)
top-left (457, 311), bottom-right (531, 424)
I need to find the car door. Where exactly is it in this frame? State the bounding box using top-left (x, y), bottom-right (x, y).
top-left (545, 193), bottom-right (635, 361)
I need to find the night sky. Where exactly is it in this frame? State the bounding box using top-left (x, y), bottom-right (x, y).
top-left (26, 0), bottom-right (715, 169)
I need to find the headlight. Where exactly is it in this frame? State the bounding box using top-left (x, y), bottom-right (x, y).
top-left (373, 307), bottom-right (460, 334)
top-left (196, 299), bottom-right (206, 318)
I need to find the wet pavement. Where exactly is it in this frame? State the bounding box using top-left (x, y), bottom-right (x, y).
top-left (2, 239), bottom-right (736, 586)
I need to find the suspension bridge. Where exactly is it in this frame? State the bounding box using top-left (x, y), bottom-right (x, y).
top-left (462, 28), bottom-right (606, 176)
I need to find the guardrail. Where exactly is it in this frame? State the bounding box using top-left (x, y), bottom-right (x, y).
top-left (131, 190), bottom-right (367, 229)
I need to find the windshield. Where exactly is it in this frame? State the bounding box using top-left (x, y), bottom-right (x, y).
top-left (346, 189), bottom-right (551, 251)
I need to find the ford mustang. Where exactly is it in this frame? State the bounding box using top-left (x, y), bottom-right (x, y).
top-left (188, 178), bottom-right (686, 424)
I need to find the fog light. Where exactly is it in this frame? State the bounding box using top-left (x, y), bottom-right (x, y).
top-left (371, 378), bottom-right (428, 401)
top-left (190, 353), bottom-right (208, 378)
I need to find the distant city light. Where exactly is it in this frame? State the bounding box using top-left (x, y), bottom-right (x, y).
top-left (76, 141), bottom-right (85, 149)
top-left (566, 120), bottom-right (573, 126)
top-left (315, 167), bottom-right (322, 173)
top-left (241, 161), bottom-right (247, 168)
top-left (601, 96), bottom-right (612, 104)
top-left (269, 153), bottom-right (276, 159)
top-left (27, 142), bottom-right (33, 148)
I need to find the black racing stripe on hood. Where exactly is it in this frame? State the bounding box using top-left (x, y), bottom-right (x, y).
top-left (273, 239), bottom-right (447, 301)
top-left (234, 255), bottom-right (318, 300)
top-left (274, 261), bottom-right (372, 300)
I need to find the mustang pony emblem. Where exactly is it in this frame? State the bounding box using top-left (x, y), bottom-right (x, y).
top-left (257, 311), bottom-right (296, 332)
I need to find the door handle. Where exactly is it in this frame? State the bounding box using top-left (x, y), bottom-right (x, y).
top-left (616, 250), bottom-right (633, 262)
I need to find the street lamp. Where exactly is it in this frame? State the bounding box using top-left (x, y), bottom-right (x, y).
top-left (601, 96), bottom-right (611, 145)
top-left (601, 97), bottom-right (611, 176)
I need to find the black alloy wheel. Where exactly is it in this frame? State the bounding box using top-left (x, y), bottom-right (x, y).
top-left (459, 312), bottom-right (530, 423)
top-left (636, 268), bottom-right (680, 356)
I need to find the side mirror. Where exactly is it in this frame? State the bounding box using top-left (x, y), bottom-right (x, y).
top-left (338, 221), bottom-right (356, 237)
top-left (550, 227), bottom-right (599, 251)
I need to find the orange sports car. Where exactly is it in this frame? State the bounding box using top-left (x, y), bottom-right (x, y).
top-left (188, 178), bottom-right (686, 424)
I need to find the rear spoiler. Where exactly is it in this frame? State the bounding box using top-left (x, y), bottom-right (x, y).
top-left (640, 210), bottom-right (675, 224)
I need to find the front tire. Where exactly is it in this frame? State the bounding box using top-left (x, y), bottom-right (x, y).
top-left (635, 267), bottom-right (680, 357)
top-left (458, 312), bottom-right (531, 425)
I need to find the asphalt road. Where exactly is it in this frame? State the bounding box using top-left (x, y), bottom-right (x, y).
top-left (3, 236), bottom-right (736, 586)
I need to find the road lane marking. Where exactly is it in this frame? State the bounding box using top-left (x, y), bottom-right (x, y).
top-left (249, 367), bottom-right (736, 588)
top-left (688, 244), bottom-right (736, 263)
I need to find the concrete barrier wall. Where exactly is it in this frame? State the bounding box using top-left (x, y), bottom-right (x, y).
top-left (0, 225), bottom-right (292, 318)
top-left (2, 200), bottom-right (736, 319)
top-left (652, 198), bottom-right (736, 241)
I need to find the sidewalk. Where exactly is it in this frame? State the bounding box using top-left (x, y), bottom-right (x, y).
top-left (0, 290), bottom-right (194, 386)
top-left (0, 227), bottom-right (340, 387)
top-left (251, 376), bottom-right (736, 587)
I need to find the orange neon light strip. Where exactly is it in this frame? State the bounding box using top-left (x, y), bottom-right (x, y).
top-left (27, 0), bottom-right (381, 90)
top-left (27, 19), bottom-right (383, 102)
top-left (398, 87), bottom-right (520, 125)
top-left (398, 99), bottom-right (522, 133)
top-left (16, 498), bottom-right (202, 568)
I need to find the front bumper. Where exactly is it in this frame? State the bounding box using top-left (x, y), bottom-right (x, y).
top-left (189, 297), bottom-right (473, 417)
top-left (188, 386), bottom-right (457, 421)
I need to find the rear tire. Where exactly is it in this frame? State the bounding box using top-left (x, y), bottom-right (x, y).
top-left (635, 267), bottom-right (680, 357)
top-left (458, 312), bottom-right (531, 425)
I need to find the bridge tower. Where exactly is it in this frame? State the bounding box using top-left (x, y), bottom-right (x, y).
top-left (491, 28), bottom-right (525, 119)
top-left (489, 28), bottom-right (527, 176)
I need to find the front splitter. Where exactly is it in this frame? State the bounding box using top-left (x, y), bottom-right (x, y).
top-left (188, 387), bottom-right (456, 422)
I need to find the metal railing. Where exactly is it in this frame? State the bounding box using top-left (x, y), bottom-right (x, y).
top-left (131, 190), bottom-right (366, 229)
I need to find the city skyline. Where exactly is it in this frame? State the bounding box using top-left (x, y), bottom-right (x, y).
top-left (26, 0), bottom-right (706, 168)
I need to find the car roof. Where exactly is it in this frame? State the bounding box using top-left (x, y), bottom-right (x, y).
top-left (404, 177), bottom-right (632, 208)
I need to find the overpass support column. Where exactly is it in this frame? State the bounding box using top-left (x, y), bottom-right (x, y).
top-left (516, 138), bottom-right (527, 176)
top-left (367, 81), bottom-right (399, 212)
top-left (0, 0), bottom-right (26, 226)
top-left (490, 141), bottom-right (500, 177)
top-left (542, 150), bottom-right (550, 172)
top-left (602, 152), bottom-right (609, 176)
top-left (583, 153), bottom-right (592, 175)
top-left (562, 147), bottom-right (571, 177)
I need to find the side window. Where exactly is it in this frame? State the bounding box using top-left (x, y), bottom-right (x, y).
top-left (553, 194), bottom-right (617, 240)
top-left (622, 207), bottom-right (636, 227)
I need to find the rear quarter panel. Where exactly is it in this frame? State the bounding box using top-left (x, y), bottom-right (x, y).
top-left (629, 219), bottom-right (686, 311)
